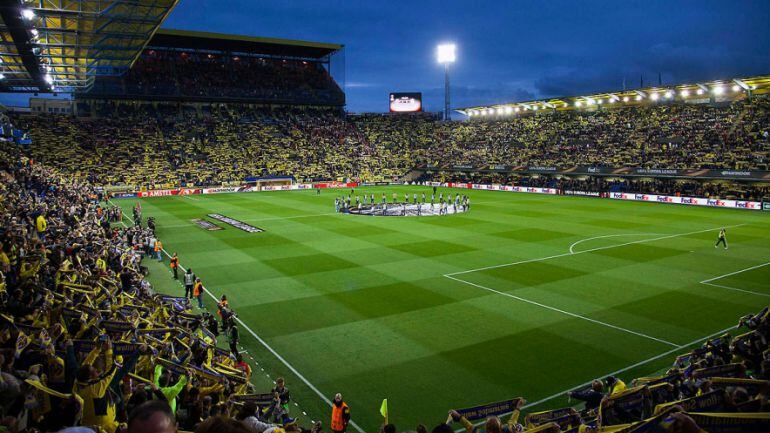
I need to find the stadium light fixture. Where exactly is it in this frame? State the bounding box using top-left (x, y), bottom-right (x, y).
top-left (597, 99), bottom-right (603, 105)
top-left (437, 43), bottom-right (456, 121)
top-left (533, 105), bottom-right (539, 111)
top-left (635, 95), bottom-right (643, 101)
top-left (731, 84), bottom-right (741, 92)
top-left (22, 9), bottom-right (35, 20)
top-left (586, 98), bottom-right (594, 105)
top-left (622, 96), bottom-right (629, 102)
top-left (514, 107), bottom-right (520, 113)
top-left (574, 101), bottom-right (582, 107)
top-left (437, 44), bottom-right (457, 63)
top-left (713, 86), bottom-right (724, 95)
top-left (696, 88), bottom-right (704, 95)
top-left (504, 106), bottom-right (513, 114)
top-left (650, 93), bottom-right (659, 101)
top-left (665, 90), bottom-right (673, 99)
top-left (497, 107), bottom-right (504, 115)
top-left (680, 89), bottom-right (690, 97)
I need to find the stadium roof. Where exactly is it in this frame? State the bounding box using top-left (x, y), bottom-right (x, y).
top-left (0, 0), bottom-right (178, 93)
top-left (147, 28), bottom-right (344, 59)
top-left (458, 74), bottom-right (770, 118)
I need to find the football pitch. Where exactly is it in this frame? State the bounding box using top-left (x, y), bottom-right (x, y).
top-left (116, 186), bottom-right (769, 431)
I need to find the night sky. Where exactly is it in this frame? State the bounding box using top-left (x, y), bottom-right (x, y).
top-left (4, 1), bottom-right (770, 113)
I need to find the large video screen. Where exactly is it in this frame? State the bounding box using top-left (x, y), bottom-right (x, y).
top-left (389, 92), bottom-right (423, 113)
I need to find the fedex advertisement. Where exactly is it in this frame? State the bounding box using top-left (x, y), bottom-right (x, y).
top-left (610, 193), bottom-right (761, 210)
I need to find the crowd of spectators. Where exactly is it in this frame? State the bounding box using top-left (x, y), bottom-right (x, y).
top-left (88, 50), bottom-right (344, 106)
top-left (0, 147), bottom-right (324, 432)
top-left (2, 129), bottom-right (770, 431)
top-left (9, 98), bottom-right (770, 196)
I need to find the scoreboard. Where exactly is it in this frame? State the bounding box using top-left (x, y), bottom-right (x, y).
top-left (389, 93), bottom-right (422, 113)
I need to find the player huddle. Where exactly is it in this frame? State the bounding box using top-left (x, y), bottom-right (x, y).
top-left (334, 190), bottom-right (470, 216)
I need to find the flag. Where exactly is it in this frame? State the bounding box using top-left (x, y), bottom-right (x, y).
top-left (380, 398), bottom-right (388, 423)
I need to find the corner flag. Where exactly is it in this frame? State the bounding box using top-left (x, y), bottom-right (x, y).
top-left (380, 398), bottom-right (388, 424)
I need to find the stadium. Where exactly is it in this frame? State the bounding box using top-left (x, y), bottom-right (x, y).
top-left (0, 1), bottom-right (768, 433)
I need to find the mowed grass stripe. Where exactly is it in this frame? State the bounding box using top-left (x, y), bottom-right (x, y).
top-left (117, 186), bottom-right (770, 431)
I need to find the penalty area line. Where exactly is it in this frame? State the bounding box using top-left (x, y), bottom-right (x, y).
top-left (443, 275), bottom-right (679, 347)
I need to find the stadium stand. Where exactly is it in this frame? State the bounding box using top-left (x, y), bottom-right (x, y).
top-left (82, 30), bottom-right (346, 107)
top-left (8, 97), bottom-right (770, 200)
top-left (1, 129), bottom-right (770, 433)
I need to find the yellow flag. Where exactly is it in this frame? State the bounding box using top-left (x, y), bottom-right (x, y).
top-left (380, 398), bottom-right (388, 423)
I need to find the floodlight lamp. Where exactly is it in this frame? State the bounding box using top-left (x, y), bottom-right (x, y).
top-left (713, 86), bottom-right (724, 95)
top-left (622, 96), bottom-right (629, 102)
top-left (586, 98), bottom-right (594, 105)
top-left (437, 44), bottom-right (456, 64)
top-left (496, 108), bottom-right (504, 115)
top-left (665, 90), bottom-right (673, 98)
top-left (514, 107), bottom-right (520, 112)
top-left (533, 105), bottom-right (539, 111)
top-left (575, 101), bottom-right (582, 107)
top-left (22, 9), bottom-right (35, 20)
top-left (635, 95), bottom-right (643, 101)
top-left (597, 99), bottom-right (603, 105)
top-left (696, 88), bottom-right (704, 95)
top-left (731, 84), bottom-right (741, 92)
top-left (504, 106), bottom-right (513, 114)
top-left (650, 93), bottom-right (659, 101)
top-left (680, 90), bottom-right (689, 97)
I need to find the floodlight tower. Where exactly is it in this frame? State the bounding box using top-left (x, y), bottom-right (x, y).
top-left (437, 44), bottom-right (456, 120)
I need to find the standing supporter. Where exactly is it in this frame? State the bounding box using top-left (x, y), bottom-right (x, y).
top-left (568, 379), bottom-right (605, 412)
top-left (35, 211), bottom-right (47, 241)
top-left (128, 400), bottom-right (178, 433)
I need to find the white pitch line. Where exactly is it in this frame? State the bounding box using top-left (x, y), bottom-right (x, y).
top-left (700, 261), bottom-right (770, 284)
top-left (165, 249), bottom-right (367, 433)
top-left (700, 281), bottom-right (770, 299)
top-left (446, 224), bottom-right (746, 277)
top-left (568, 233), bottom-right (664, 254)
top-left (110, 202), bottom-right (366, 433)
top-left (453, 323), bottom-right (738, 432)
top-left (444, 274), bottom-right (679, 347)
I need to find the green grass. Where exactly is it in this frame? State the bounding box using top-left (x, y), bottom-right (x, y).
top-left (116, 187), bottom-right (769, 431)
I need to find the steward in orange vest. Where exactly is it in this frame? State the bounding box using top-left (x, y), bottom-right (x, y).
top-left (154, 240), bottom-right (163, 261)
top-left (330, 393), bottom-right (350, 433)
top-left (169, 253), bottom-right (179, 279)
